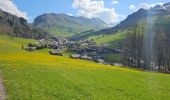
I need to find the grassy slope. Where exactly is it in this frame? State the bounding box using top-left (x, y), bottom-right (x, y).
top-left (92, 31), bottom-right (127, 44)
top-left (0, 35), bottom-right (170, 100)
top-left (87, 31), bottom-right (127, 48)
top-left (47, 28), bottom-right (74, 37)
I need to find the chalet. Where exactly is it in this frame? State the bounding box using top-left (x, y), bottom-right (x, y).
top-left (70, 54), bottom-right (81, 59)
top-left (81, 55), bottom-right (92, 60)
top-left (96, 59), bottom-right (105, 64)
top-left (113, 49), bottom-right (124, 53)
top-left (63, 39), bottom-right (69, 43)
top-left (98, 46), bottom-right (113, 53)
top-left (89, 45), bottom-right (98, 51)
top-left (49, 50), bottom-right (63, 56)
top-left (113, 63), bottom-right (124, 66)
top-left (36, 44), bottom-right (44, 50)
top-left (24, 47), bottom-right (36, 52)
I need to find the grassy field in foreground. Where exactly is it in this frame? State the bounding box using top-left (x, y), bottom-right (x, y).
top-left (0, 35), bottom-right (170, 100)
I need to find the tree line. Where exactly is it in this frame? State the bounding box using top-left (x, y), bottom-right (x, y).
top-left (122, 24), bottom-right (170, 72)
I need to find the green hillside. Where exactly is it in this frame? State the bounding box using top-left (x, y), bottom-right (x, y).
top-left (81, 15), bottom-right (170, 49)
top-left (85, 3), bottom-right (170, 45)
top-left (33, 13), bottom-right (107, 36)
top-left (89, 31), bottom-right (127, 48)
top-left (0, 35), bottom-right (170, 100)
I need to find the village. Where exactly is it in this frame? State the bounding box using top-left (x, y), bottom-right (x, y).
top-left (24, 36), bottom-right (123, 65)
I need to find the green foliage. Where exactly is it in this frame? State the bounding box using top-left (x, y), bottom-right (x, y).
top-left (103, 53), bottom-right (124, 63)
top-left (155, 16), bottom-right (170, 31)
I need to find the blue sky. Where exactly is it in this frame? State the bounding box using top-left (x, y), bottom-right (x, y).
top-left (0, 0), bottom-right (169, 24)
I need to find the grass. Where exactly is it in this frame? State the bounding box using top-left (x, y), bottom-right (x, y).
top-left (0, 35), bottom-right (170, 100)
top-left (87, 31), bottom-right (127, 47)
top-left (47, 28), bottom-right (75, 37)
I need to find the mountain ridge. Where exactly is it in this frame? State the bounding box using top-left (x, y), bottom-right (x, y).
top-left (33, 13), bottom-right (108, 35)
top-left (70, 2), bottom-right (170, 41)
top-left (0, 9), bottom-right (48, 39)
top-left (98, 2), bottom-right (170, 34)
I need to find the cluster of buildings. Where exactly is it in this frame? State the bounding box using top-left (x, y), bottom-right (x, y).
top-left (24, 37), bottom-right (122, 64)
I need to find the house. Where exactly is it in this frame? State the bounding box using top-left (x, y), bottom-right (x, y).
top-left (96, 59), bottom-right (105, 64)
top-left (35, 44), bottom-right (44, 50)
top-left (49, 50), bottom-right (63, 56)
top-left (24, 47), bottom-right (36, 52)
top-left (89, 45), bottom-right (99, 51)
top-left (70, 54), bottom-right (81, 59)
top-left (81, 55), bottom-right (92, 60)
top-left (113, 63), bottom-right (124, 66)
top-left (113, 49), bottom-right (123, 53)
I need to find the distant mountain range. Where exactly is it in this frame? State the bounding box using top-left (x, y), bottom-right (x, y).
top-left (33, 13), bottom-right (108, 35)
top-left (0, 9), bottom-right (48, 39)
top-left (71, 2), bottom-right (170, 41)
top-left (97, 2), bottom-right (170, 34)
top-left (0, 2), bottom-right (170, 40)
top-left (0, 10), bottom-right (107, 38)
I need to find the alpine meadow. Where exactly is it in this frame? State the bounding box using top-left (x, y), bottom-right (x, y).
top-left (0, 0), bottom-right (170, 100)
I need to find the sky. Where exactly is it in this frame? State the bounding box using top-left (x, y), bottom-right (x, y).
top-left (0, 0), bottom-right (169, 25)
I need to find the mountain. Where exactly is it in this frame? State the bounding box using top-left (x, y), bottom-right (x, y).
top-left (0, 9), bottom-right (48, 39)
top-left (98, 2), bottom-right (170, 34)
top-left (71, 2), bottom-right (170, 41)
top-left (70, 8), bottom-right (148, 40)
top-left (70, 3), bottom-right (170, 49)
top-left (33, 13), bottom-right (108, 35)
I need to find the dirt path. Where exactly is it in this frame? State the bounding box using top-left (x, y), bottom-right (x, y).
top-left (0, 72), bottom-right (6, 100)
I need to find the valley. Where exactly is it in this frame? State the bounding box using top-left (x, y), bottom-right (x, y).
top-left (0, 1), bottom-right (170, 100)
top-left (0, 35), bottom-right (170, 100)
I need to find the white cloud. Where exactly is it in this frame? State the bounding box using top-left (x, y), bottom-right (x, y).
top-left (72, 0), bottom-right (123, 25)
top-left (112, 0), bottom-right (118, 5)
top-left (129, 4), bottom-right (136, 11)
top-left (129, 2), bottom-right (163, 11)
top-left (0, 0), bottom-right (28, 19)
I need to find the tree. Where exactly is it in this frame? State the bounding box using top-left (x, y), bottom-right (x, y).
top-left (123, 24), bottom-right (144, 68)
